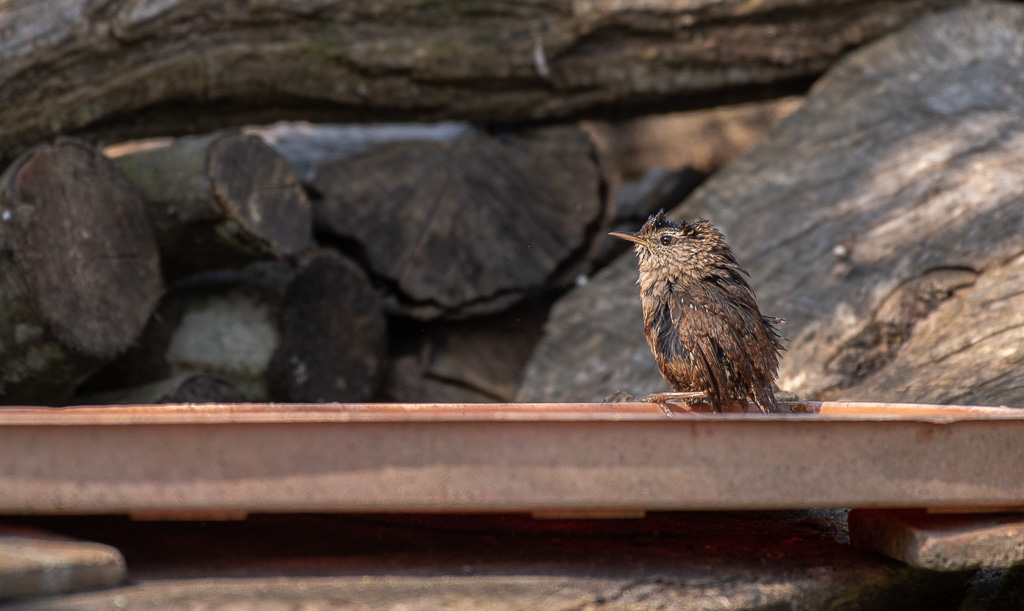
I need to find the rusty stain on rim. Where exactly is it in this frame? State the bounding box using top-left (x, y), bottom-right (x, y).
top-left (1, 401), bottom-right (1022, 516)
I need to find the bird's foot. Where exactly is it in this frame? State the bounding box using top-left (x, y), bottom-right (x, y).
top-left (643, 391), bottom-right (706, 403)
top-left (642, 391), bottom-right (707, 417)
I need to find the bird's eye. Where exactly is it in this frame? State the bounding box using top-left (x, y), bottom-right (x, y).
top-left (660, 235), bottom-right (673, 246)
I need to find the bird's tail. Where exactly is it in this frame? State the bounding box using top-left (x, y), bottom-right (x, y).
top-left (762, 315), bottom-right (787, 353)
top-left (752, 385), bottom-right (779, 413)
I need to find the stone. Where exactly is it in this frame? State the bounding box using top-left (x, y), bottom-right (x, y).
top-left (0, 529), bottom-right (124, 602)
top-left (848, 254), bottom-right (1024, 405)
top-left (850, 509), bottom-right (1024, 571)
top-left (518, 4), bottom-right (1024, 406)
top-left (614, 167), bottom-right (709, 223)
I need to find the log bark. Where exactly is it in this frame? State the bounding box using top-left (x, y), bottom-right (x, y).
top-left (517, 4), bottom-right (1024, 407)
top-left (113, 131), bottom-right (313, 277)
top-left (311, 125), bottom-right (611, 319)
top-left (81, 252), bottom-right (386, 403)
top-left (0, 139), bottom-right (163, 405)
top-left (0, 0), bottom-right (965, 163)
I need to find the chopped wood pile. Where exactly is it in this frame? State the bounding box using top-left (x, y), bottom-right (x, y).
top-left (0, 122), bottom-right (616, 405)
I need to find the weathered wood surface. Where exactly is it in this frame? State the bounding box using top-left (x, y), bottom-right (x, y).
top-left (312, 125), bottom-right (610, 319)
top-left (518, 4), bottom-right (1024, 407)
top-left (83, 253), bottom-right (386, 403)
top-left (114, 131), bottom-right (313, 277)
top-left (0, 0), bottom-right (966, 164)
top-left (0, 139), bottom-right (163, 405)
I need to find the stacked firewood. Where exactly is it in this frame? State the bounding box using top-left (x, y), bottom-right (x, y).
top-left (0, 125), bottom-right (618, 405)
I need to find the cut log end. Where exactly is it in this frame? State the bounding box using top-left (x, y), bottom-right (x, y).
top-left (0, 139), bottom-right (164, 404)
top-left (0, 139), bottom-right (163, 359)
top-left (312, 125), bottom-right (610, 319)
top-left (207, 133), bottom-right (313, 258)
top-left (269, 253), bottom-right (388, 403)
top-left (114, 131), bottom-right (314, 278)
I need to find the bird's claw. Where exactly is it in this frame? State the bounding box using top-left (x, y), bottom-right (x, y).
top-left (642, 391), bottom-right (707, 417)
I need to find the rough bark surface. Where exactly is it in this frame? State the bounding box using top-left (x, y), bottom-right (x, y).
top-left (0, 139), bottom-right (163, 405)
top-left (114, 131), bottom-right (313, 277)
top-left (0, 0), bottom-right (966, 164)
top-left (518, 4), bottom-right (1024, 407)
top-left (311, 125), bottom-right (609, 319)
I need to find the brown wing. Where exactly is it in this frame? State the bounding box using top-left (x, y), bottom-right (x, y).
top-left (657, 288), bottom-right (731, 410)
top-left (665, 283), bottom-right (781, 412)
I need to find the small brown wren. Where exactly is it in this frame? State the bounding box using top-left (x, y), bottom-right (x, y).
top-left (610, 210), bottom-right (784, 413)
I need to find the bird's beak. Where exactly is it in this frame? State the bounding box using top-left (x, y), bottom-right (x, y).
top-left (609, 231), bottom-right (648, 246)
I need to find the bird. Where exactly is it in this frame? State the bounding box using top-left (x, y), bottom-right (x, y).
top-left (609, 209), bottom-right (784, 414)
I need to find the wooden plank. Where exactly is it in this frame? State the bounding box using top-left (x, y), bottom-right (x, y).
top-left (0, 402), bottom-right (1022, 515)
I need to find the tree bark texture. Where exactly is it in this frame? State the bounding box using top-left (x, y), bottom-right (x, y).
top-left (0, 0), bottom-right (966, 164)
top-left (114, 131), bottom-right (313, 278)
top-left (0, 139), bottom-right (163, 405)
top-left (311, 125), bottom-right (611, 319)
top-left (518, 3), bottom-right (1024, 407)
